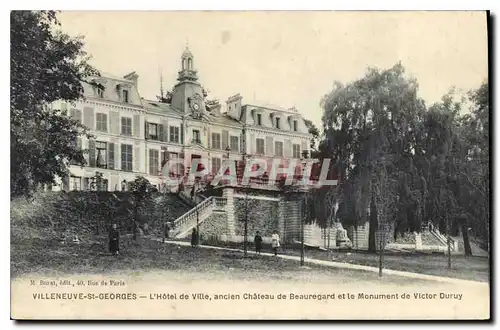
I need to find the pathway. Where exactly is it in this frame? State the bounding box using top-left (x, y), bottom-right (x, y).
top-left (152, 238), bottom-right (488, 287)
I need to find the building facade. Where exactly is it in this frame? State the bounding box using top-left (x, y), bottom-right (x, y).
top-left (53, 47), bottom-right (312, 192)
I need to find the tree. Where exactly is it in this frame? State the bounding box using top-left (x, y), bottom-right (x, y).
top-left (304, 119), bottom-right (320, 151)
top-left (321, 63), bottom-right (425, 251)
top-left (319, 61), bottom-right (489, 261)
top-left (460, 82), bottom-right (490, 252)
top-left (11, 10), bottom-right (99, 198)
top-left (129, 176), bottom-right (154, 240)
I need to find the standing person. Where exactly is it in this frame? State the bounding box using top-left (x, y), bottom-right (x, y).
top-left (190, 184), bottom-right (196, 202)
top-left (271, 231), bottom-right (280, 256)
top-left (254, 231), bottom-right (263, 255)
top-left (191, 228), bottom-right (198, 247)
top-left (163, 222), bottom-right (170, 243)
top-left (109, 223), bottom-right (120, 256)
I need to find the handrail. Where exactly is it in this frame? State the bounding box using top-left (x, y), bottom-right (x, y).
top-left (171, 196), bottom-right (228, 236)
top-left (172, 196), bottom-right (215, 229)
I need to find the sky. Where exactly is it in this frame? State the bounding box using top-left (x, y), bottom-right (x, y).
top-left (57, 11), bottom-right (488, 129)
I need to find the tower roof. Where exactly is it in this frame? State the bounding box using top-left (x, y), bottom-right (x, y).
top-left (182, 46), bottom-right (193, 58)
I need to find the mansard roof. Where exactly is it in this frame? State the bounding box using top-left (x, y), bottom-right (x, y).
top-left (208, 113), bottom-right (243, 127)
top-left (143, 98), bottom-right (183, 117)
top-left (244, 100), bottom-right (300, 114)
top-left (82, 72), bottom-right (143, 107)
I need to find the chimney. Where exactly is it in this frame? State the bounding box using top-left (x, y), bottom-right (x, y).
top-left (124, 71), bottom-right (139, 86)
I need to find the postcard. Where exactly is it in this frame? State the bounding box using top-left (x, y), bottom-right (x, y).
top-left (10, 10), bottom-right (490, 320)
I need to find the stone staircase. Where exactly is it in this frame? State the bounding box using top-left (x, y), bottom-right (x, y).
top-left (171, 196), bottom-right (227, 238)
top-left (426, 221), bottom-right (458, 251)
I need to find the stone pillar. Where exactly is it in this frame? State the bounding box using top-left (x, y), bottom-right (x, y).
top-left (415, 232), bottom-right (422, 250)
top-left (223, 187), bottom-right (236, 235)
top-left (278, 197), bottom-right (286, 241)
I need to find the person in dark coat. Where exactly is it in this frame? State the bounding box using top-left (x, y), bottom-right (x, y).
top-left (163, 222), bottom-right (170, 243)
top-left (254, 231), bottom-right (263, 255)
top-left (109, 223), bottom-right (120, 255)
top-left (191, 228), bottom-right (198, 247)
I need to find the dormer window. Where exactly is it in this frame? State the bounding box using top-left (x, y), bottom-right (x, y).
top-left (257, 113), bottom-right (262, 126)
top-left (97, 87), bottom-right (104, 98)
top-left (276, 117), bottom-right (281, 129)
top-left (122, 90), bottom-right (129, 103)
top-left (293, 120), bottom-right (298, 132)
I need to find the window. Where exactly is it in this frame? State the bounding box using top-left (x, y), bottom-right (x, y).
top-left (108, 142), bottom-right (115, 170)
top-left (121, 144), bottom-right (133, 172)
top-left (70, 109), bottom-right (82, 123)
top-left (148, 123), bottom-right (159, 140)
top-left (212, 157), bottom-right (221, 175)
top-left (276, 117), bottom-right (281, 129)
top-left (212, 133), bottom-right (221, 149)
top-left (293, 120), bottom-right (298, 132)
top-left (169, 152), bottom-right (182, 177)
top-left (293, 144), bottom-right (301, 158)
top-left (121, 117), bottom-right (132, 136)
top-left (256, 138), bottom-right (265, 155)
top-left (257, 113), bottom-right (262, 126)
top-left (70, 176), bottom-right (81, 191)
top-left (193, 129), bottom-right (201, 144)
top-left (69, 137), bottom-right (81, 165)
top-left (96, 113), bottom-right (107, 132)
top-left (97, 87), bottom-right (104, 98)
top-left (96, 141), bottom-right (107, 169)
top-left (149, 149), bottom-right (159, 176)
top-left (275, 141), bottom-right (284, 157)
top-left (97, 179), bottom-right (108, 192)
top-left (122, 89), bottom-right (129, 103)
top-left (230, 136), bottom-right (239, 152)
top-left (169, 126), bottom-right (180, 143)
top-left (161, 149), bottom-right (168, 168)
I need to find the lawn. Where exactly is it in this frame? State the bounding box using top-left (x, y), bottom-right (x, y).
top-left (193, 239), bottom-right (490, 283)
top-left (11, 231), bottom-right (451, 287)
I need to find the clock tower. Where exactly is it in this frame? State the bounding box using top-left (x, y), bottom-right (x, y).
top-left (171, 47), bottom-right (205, 118)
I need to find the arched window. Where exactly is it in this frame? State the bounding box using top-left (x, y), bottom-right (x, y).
top-left (188, 58), bottom-right (192, 70)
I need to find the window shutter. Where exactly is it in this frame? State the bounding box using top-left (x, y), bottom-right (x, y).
top-left (108, 142), bottom-right (115, 169)
top-left (83, 107), bottom-right (95, 130)
top-left (301, 140), bottom-right (308, 153)
top-left (158, 124), bottom-right (164, 142)
top-left (240, 133), bottom-right (245, 154)
top-left (133, 142), bottom-right (140, 172)
top-left (161, 119), bottom-right (168, 142)
top-left (144, 121), bottom-right (149, 140)
top-left (133, 114), bottom-right (141, 138)
top-left (180, 124), bottom-right (184, 144)
top-left (222, 130), bottom-right (229, 149)
top-left (88, 138), bottom-right (96, 167)
top-left (110, 111), bottom-right (120, 135)
top-left (76, 110), bottom-right (82, 123)
top-left (62, 176), bottom-right (69, 191)
top-left (266, 137), bottom-right (274, 156)
top-left (115, 143), bottom-right (120, 170)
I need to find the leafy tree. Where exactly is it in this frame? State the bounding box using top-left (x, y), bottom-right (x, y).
top-left (319, 61), bottom-right (489, 258)
top-left (304, 119), bottom-right (320, 151)
top-left (321, 63), bottom-right (425, 251)
top-left (129, 176), bottom-right (154, 240)
top-left (11, 10), bottom-right (99, 198)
